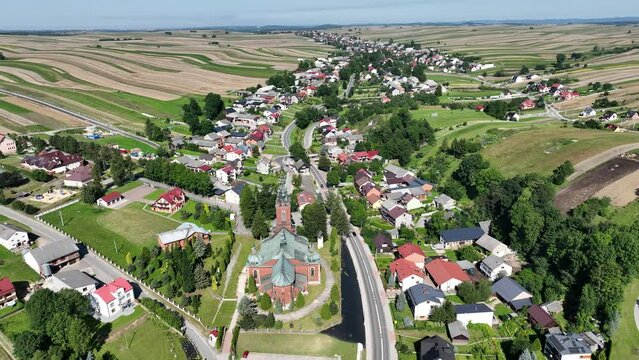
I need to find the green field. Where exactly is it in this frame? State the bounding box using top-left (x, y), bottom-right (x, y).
top-left (0, 99), bottom-right (30, 114)
top-left (110, 180), bottom-right (143, 194)
top-left (610, 278), bottom-right (639, 359)
top-left (42, 202), bottom-right (177, 266)
top-left (482, 127), bottom-right (639, 177)
top-left (143, 189), bottom-right (165, 201)
top-left (0, 246), bottom-right (39, 283)
top-left (95, 135), bottom-right (157, 154)
top-left (0, 311), bottom-right (29, 340)
top-left (237, 333), bottom-right (358, 360)
top-left (410, 106), bottom-right (494, 130)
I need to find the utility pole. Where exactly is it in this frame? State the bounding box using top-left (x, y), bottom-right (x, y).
top-left (58, 210), bottom-right (64, 227)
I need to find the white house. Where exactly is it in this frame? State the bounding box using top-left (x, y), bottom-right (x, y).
top-left (91, 277), bottom-right (135, 319)
top-left (216, 165), bottom-right (236, 185)
top-left (0, 223), bottom-right (29, 250)
top-left (580, 107), bottom-right (597, 117)
top-left (256, 157), bottom-right (271, 175)
top-left (45, 270), bottom-right (98, 296)
top-left (480, 255), bottom-right (512, 281)
top-left (406, 283), bottom-right (445, 320)
top-left (454, 303), bottom-right (494, 326)
top-left (390, 258), bottom-right (425, 292)
top-left (545, 334), bottom-right (593, 360)
top-left (225, 182), bottom-right (245, 205)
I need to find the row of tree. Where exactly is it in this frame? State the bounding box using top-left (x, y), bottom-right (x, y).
top-left (143, 157), bottom-right (214, 195)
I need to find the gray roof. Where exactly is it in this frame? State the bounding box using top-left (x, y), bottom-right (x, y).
top-left (52, 270), bottom-right (97, 289)
top-left (406, 283), bottom-right (445, 306)
top-left (0, 223), bottom-right (26, 240)
top-left (384, 164), bottom-right (412, 178)
top-left (475, 234), bottom-right (506, 253)
top-left (434, 194), bottom-right (454, 205)
top-left (417, 335), bottom-right (455, 360)
top-left (456, 260), bottom-right (474, 271)
top-left (492, 277), bottom-right (533, 310)
top-left (447, 320), bottom-right (469, 339)
top-left (158, 223), bottom-right (210, 245)
top-left (440, 227), bottom-right (485, 243)
top-left (271, 256), bottom-right (295, 287)
top-left (26, 239), bottom-right (79, 265)
top-left (482, 255), bottom-right (506, 272)
top-left (455, 303), bottom-right (492, 315)
top-left (545, 334), bottom-right (592, 356)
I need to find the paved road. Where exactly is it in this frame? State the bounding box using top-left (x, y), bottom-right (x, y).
top-left (282, 120), bottom-right (297, 149)
top-left (303, 123), bottom-right (318, 150)
top-left (0, 89), bottom-right (160, 150)
top-left (341, 74), bottom-right (356, 99)
top-left (138, 178), bottom-right (250, 235)
top-left (0, 205), bottom-right (218, 359)
top-left (566, 143), bottom-right (639, 182)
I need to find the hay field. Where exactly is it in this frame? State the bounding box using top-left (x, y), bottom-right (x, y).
top-left (0, 30), bottom-right (330, 132)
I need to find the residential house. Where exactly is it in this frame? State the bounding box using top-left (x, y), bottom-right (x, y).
top-left (0, 134), bottom-right (16, 155)
top-left (294, 160), bottom-right (308, 174)
top-left (505, 112), bottom-right (520, 122)
top-left (406, 283), bottom-right (445, 320)
top-left (475, 233), bottom-right (509, 257)
top-left (373, 233), bottom-right (393, 254)
top-left (256, 157), bottom-right (271, 175)
top-left (296, 191), bottom-right (316, 211)
top-left (0, 223), bottom-right (29, 250)
top-left (447, 320), bottom-right (470, 345)
top-left (600, 111), bottom-right (618, 122)
top-left (380, 200), bottom-right (413, 228)
top-left (415, 335), bottom-right (455, 360)
top-left (475, 105), bottom-right (485, 112)
top-left (91, 277), bottom-right (135, 319)
top-left (158, 222), bottom-right (211, 250)
top-left (97, 192), bottom-right (124, 207)
top-left (216, 164), bottom-right (237, 185)
top-left (63, 164), bottom-right (93, 188)
top-left (434, 194), bottom-right (456, 210)
top-left (528, 304), bottom-right (558, 329)
top-left (23, 239), bottom-right (80, 276)
top-left (439, 227), bottom-right (485, 249)
top-left (0, 278), bottom-right (16, 307)
top-left (479, 255), bottom-right (513, 281)
top-left (560, 91), bottom-right (580, 101)
top-left (225, 182), bottom-right (246, 205)
top-left (544, 334), bottom-right (592, 360)
top-left (626, 110), bottom-right (639, 120)
top-left (455, 303), bottom-right (494, 326)
top-left (22, 150), bottom-right (83, 174)
top-left (400, 193), bottom-right (423, 211)
top-left (389, 258), bottom-right (425, 291)
top-left (425, 259), bottom-right (470, 293)
top-left (397, 243), bottom-right (426, 270)
top-left (151, 188), bottom-right (186, 213)
top-left (519, 98), bottom-right (536, 111)
top-left (46, 270), bottom-right (98, 296)
top-left (580, 107), bottom-right (597, 117)
top-left (492, 277), bottom-right (533, 311)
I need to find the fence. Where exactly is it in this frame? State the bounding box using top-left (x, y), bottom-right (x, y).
top-left (34, 217), bottom-right (210, 334)
top-left (35, 198), bottom-right (80, 217)
top-left (240, 321), bottom-right (339, 335)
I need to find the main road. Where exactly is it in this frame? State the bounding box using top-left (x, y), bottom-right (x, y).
top-left (0, 89), bottom-right (160, 150)
top-left (0, 206), bottom-right (218, 360)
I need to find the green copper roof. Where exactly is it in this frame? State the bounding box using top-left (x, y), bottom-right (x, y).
top-left (257, 228), bottom-right (316, 263)
top-left (271, 254), bottom-right (296, 287)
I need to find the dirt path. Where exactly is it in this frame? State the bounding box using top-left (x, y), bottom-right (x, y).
top-left (567, 143), bottom-right (639, 182)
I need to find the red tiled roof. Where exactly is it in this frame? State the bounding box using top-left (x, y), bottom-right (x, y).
top-left (425, 259), bottom-right (470, 286)
top-left (390, 258), bottom-right (424, 282)
top-left (94, 277), bottom-right (132, 303)
top-left (158, 188), bottom-right (184, 205)
top-left (100, 192), bottom-right (123, 203)
top-left (0, 277), bottom-right (15, 297)
top-left (398, 243), bottom-right (425, 258)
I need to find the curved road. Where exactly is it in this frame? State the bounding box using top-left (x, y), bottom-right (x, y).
top-left (0, 89), bottom-right (160, 150)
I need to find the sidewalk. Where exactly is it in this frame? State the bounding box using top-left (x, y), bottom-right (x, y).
top-left (222, 267), bottom-right (247, 354)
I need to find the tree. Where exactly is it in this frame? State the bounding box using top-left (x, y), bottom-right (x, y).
top-left (203, 93), bottom-right (224, 120)
top-left (326, 166), bottom-right (342, 187)
top-left (251, 210), bottom-right (269, 239)
top-left (289, 142), bottom-right (309, 164)
top-left (194, 263), bottom-right (211, 289)
top-left (247, 275), bottom-right (258, 294)
top-left (29, 170), bottom-right (51, 182)
top-left (330, 202), bottom-right (350, 236)
top-left (318, 155), bottom-right (331, 171)
top-left (0, 52), bottom-right (5, 60)
top-left (510, 337), bottom-right (531, 358)
top-left (238, 296), bottom-right (257, 317)
top-left (430, 301), bottom-right (455, 323)
top-left (519, 349), bottom-right (537, 360)
top-left (556, 53), bottom-right (567, 64)
top-left (193, 238), bottom-right (208, 259)
top-left (551, 161), bottom-right (574, 185)
top-left (329, 301), bottom-right (339, 315)
top-left (301, 202), bottom-right (327, 241)
top-left (260, 293), bottom-right (272, 310)
top-left (320, 303), bottom-right (332, 320)
top-left (264, 312), bottom-right (275, 328)
top-left (80, 181), bottom-right (104, 204)
top-left (295, 293), bottom-right (305, 308)
top-left (435, 85), bottom-right (443, 96)
top-left (520, 65), bottom-right (530, 75)
top-left (25, 289), bottom-right (58, 331)
top-left (13, 331), bottom-right (46, 360)
top-left (240, 186), bottom-right (256, 227)
top-left (67, 317), bottom-right (93, 356)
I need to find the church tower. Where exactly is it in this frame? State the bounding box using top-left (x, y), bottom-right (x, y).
top-left (274, 176), bottom-right (294, 233)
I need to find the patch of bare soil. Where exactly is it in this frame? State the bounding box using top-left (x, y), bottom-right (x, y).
top-left (594, 170), bottom-right (639, 206)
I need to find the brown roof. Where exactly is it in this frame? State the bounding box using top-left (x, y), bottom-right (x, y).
top-left (528, 304), bottom-right (557, 328)
top-left (387, 206), bottom-right (407, 220)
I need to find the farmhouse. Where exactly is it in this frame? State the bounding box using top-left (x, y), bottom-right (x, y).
top-left (580, 107), bottom-right (597, 117)
top-left (505, 112), bottom-right (520, 122)
top-left (151, 188), bottom-right (186, 213)
top-left (599, 111), bottom-right (618, 122)
top-left (23, 239), bottom-right (80, 276)
top-left (0, 223), bottom-right (29, 250)
top-left (519, 98), bottom-right (536, 111)
top-left (397, 243), bottom-right (426, 270)
top-left (63, 164), bottom-right (93, 188)
top-left (22, 150), bottom-right (83, 174)
top-left (46, 270), bottom-right (98, 296)
top-left (91, 277), bottom-right (135, 319)
top-left (225, 182), bottom-right (246, 205)
top-left (390, 258), bottom-right (425, 291)
top-left (0, 134), bottom-right (17, 155)
top-left (406, 283), bottom-right (445, 320)
top-left (439, 227), bottom-right (485, 249)
top-left (97, 192), bottom-right (124, 207)
top-left (479, 255), bottom-right (513, 281)
top-left (492, 277), bottom-right (533, 311)
top-left (415, 335), bottom-right (455, 360)
top-left (544, 334), bottom-right (592, 360)
top-left (157, 222), bottom-right (211, 250)
top-left (455, 303), bottom-right (493, 326)
top-left (246, 228), bottom-right (321, 308)
top-left (380, 200), bottom-right (413, 228)
top-left (425, 259), bottom-right (470, 293)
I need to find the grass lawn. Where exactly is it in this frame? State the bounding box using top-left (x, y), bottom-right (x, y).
top-left (613, 200), bottom-right (639, 226)
top-left (143, 189), bottom-right (165, 201)
top-left (368, 217), bottom-right (395, 231)
top-left (494, 304), bottom-right (513, 317)
top-left (110, 180), bottom-right (143, 194)
top-left (610, 278), bottom-right (639, 359)
top-left (0, 215), bottom-right (30, 233)
top-left (237, 333), bottom-right (358, 360)
top-left (0, 310), bottom-right (29, 340)
top-left (214, 300), bottom-right (237, 327)
top-left (239, 171), bottom-right (280, 186)
top-left (98, 316), bottom-right (187, 360)
top-left (168, 200), bottom-right (229, 232)
top-left (198, 295), bottom-right (221, 326)
top-left (223, 236), bottom-right (253, 299)
top-left (42, 202), bottom-right (176, 266)
top-left (0, 246), bottom-right (39, 283)
top-left (95, 135), bottom-right (157, 154)
top-left (482, 127), bottom-right (639, 177)
top-left (411, 106), bottom-right (493, 129)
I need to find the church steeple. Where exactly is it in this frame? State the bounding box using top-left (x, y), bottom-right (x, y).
top-left (274, 176), bottom-right (294, 233)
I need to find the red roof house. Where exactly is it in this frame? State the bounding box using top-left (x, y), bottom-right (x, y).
top-left (97, 192), bottom-right (124, 207)
top-left (91, 277), bottom-right (134, 319)
top-left (519, 98), bottom-right (536, 110)
top-left (0, 277), bottom-right (16, 307)
top-left (398, 243), bottom-right (426, 269)
top-left (152, 188), bottom-right (186, 213)
top-left (389, 258), bottom-right (425, 291)
top-left (425, 259), bottom-right (471, 293)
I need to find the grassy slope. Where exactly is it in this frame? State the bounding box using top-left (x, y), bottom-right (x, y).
top-left (237, 333), bottom-right (358, 360)
top-left (610, 278), bottom-right (639, 359)
top-left (0, 99), bottom-right (30, 114)
top-left (482, 127), bottom-right (639, 177)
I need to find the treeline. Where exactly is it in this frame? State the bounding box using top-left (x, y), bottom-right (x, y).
top-left (266, 70), bottom-right (295, 90)
top-left (483, 100), bottom-right (519, 120)
top-left (239, 184), bottom-right (277, 237)
top-left (145, 119), bottom-right (171, 141)
top-left (367, 109), bottom-right (435, 165)
top-left (140, 298), bottom-right (184, 330)
top-left (143, 157), bottom-right (214, 195)
top-left (181, 93), bottom-right (225, 136)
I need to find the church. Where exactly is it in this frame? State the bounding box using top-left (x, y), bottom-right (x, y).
top-left (246, 178), bottom-right (321, 307)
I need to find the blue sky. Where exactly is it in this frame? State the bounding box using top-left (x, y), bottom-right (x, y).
top-left (1, 0), bottom-right (637, 30)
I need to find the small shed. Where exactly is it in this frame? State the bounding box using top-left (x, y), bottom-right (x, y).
top-left (447, 320), bottom-right (469, 345)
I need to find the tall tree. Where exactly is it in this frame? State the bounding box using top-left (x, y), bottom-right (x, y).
top-left (239, 186), bottom-right (256, 227)
top-left (203, 93), bottom-right (224, 120)
top-left (301, 202), bottom-right (327, 242)
top-left (251, 210), bottom-right (269, 240)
